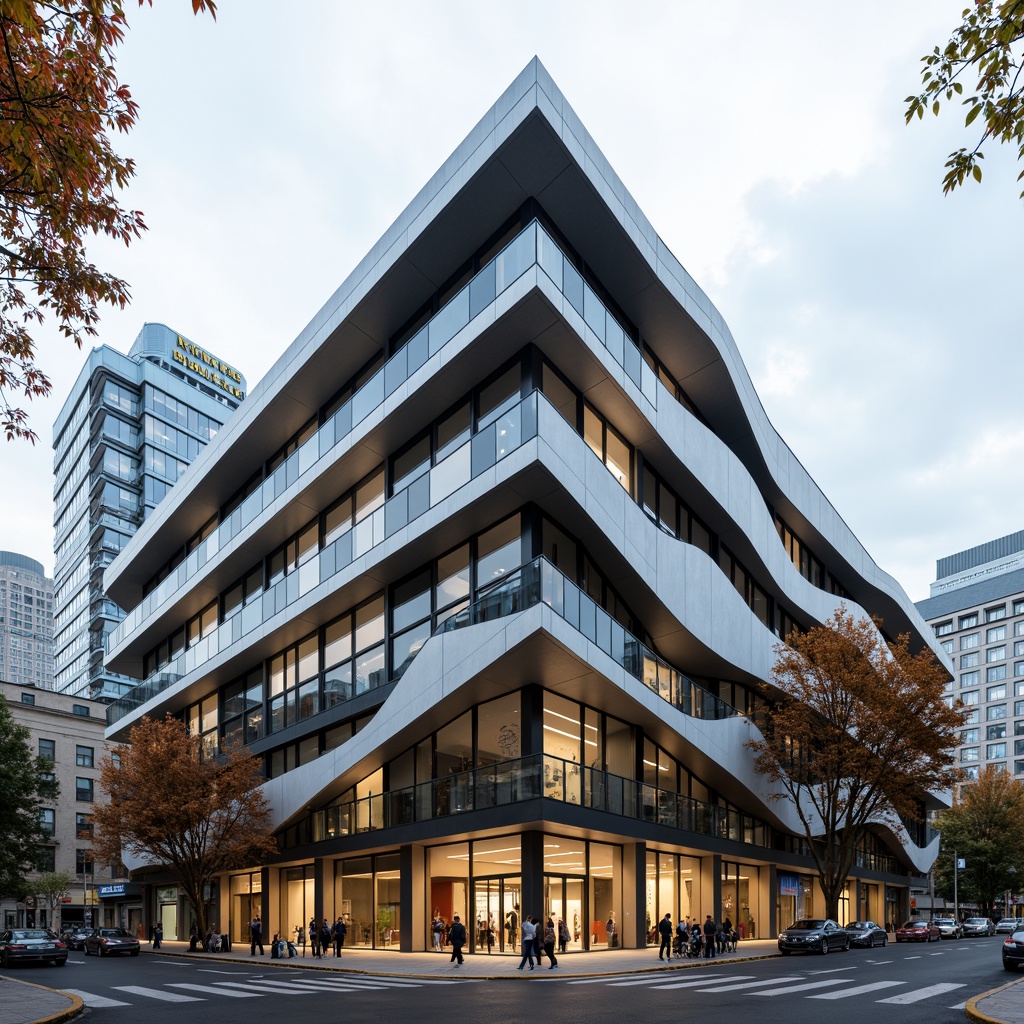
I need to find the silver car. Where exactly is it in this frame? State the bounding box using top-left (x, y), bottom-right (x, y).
top-left (963, 917), bottom-right (995, 937)
top-left (934, 917), bottom-right (963, 939)
top-left (996, 917), bottom-right (1021, 934)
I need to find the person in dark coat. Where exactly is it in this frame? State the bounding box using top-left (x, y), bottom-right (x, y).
top-left (332, 916), bottom-right (346, 956)
top-left (250, 913), bottom-right (264, 956)
top-left (703, 914), bottom-right (717, 958)
top-left (448, 913), bottom-right (467, 966)
top-left (657, 912), bottom-right (673, 960)
top-left (153, 922), bottom-right (162, 949)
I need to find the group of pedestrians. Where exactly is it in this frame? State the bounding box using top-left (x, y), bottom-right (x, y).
top-left (516, 913), bottom-right (560, 970)
top-left (243, 913), bottom-right (347, 958)
top-left (657, 912), bottom-right (737, 960)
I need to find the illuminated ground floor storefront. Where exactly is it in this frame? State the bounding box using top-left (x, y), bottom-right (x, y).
top-left (137, 831), bottom-right (914, 953)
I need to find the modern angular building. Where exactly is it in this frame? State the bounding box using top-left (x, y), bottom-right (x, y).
top-left (916, 530), bottom-right (1024, 780)
top-left (0, 551), bottom-right (53, 689)
top-left (102, 61), bottom-right (945, 951)
top-left (52, 324), bottom-right (246, 702)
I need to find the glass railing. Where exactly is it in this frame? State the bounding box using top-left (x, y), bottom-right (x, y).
top-left (441, 555), bottom-right (739, 720)
top-left (296, 751), bottom-right (769, 850)
top-left (106, 392), bottom-right (541, 725)
top-left (112, 218), bottom-right (661, 649)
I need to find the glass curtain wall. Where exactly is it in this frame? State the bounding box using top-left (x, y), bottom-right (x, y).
top-left (280, 866), bottom-right (314, 952)
top-left (720, 861), bottom-right (757, 938)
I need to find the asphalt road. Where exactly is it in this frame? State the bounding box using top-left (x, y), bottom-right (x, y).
top-left (18, 935), bottom-right (1013, 1024)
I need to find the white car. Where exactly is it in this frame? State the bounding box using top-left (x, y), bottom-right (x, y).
top-left (996, 917), bottom-right (1021, 934)
top-left (934, 917), bottom-right (962, 939)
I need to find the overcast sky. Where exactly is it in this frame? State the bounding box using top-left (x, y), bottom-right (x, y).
top-left (4, 0), bottom-right (1020, 607)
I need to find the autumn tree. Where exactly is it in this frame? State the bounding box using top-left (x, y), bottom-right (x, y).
top-left (932, 766), bottom-right (1024, 921)
top-left (91, 714), bottom-right (277, 942)
top-left (748, 607), bottom-right (965, 921)
top-left (906, 0), bottom-right (1024, 196)
top-left (0, 0), bottom-right (215, 442)
top-left (0, 693), bottom-right (59, 897)
top-left (34, 871), bottom-right (75, 931)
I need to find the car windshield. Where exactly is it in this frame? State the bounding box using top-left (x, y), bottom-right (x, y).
top-left (12, 930), bottom-right (51, 939)
top-left (934, 919), bottom-right (954, 925)
top-left (901, 921), bottom-right (925, 928)
top-left (966, 918), bottom-right (987, 924)
top-left (847, 922), bottom-right (870, 929)
top-left (100, 929), bottom-right (130, 937)
top-left (790, 920), bottom-right (826, 930)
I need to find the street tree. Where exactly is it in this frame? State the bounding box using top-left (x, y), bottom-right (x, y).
top-left (91, 714), bottom-right (276, 942)
top-left (0, 0), bottom-right (216, 443)
top-left (0, 693), bottom-right (59, 898)
top-left (748, 607), bottom-right (965, 920)
top-left (906, 0), bottom-right (1024, 196)
top-left (34, 871), bottom-right (75, 931)
top-left (932, 766), bottom-right (1024, 921)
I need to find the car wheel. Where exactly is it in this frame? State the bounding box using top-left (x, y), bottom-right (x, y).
top-left (53, 959), bottom-right (66, 967)
top-left (1, 951), bottom-right (10, 968)
top-left (843, 936), bottom-right (850, 951)
top-left (881, 935), bottom-right (887, 947)
top-left (780, 949), bottom-right (790, 956)
top-left (98, 945), bottom-right (107, 957)
top-left (130, 951), bottom-right (139, 957)
top-left (1004, 960), bottom-right (1015, 972)
top-left (820, 937), bottom-right (829, 955)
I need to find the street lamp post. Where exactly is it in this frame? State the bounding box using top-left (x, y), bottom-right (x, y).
top-left (1007, 866), bottom-right (1017, 921)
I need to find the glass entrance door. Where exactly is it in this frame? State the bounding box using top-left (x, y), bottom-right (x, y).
top-left (544, 875), bottom-right (586, 952)
top-left (472, 876), bottom-right (520, 953)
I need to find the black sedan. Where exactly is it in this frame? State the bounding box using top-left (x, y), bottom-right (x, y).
top-left (846, 920), bottom-right (888, 948)
top-left (778, 919), bottom-right (850, 955)
top-left (59, 927), bottom-right (91, 951)
top-left (83, 927), bottom-right (141, 957)
top-left (0, 928), bottom-right (68, 967)
top-left (1002, 925), bottom-right (1024, 972)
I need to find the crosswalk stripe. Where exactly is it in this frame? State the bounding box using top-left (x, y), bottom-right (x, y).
top-left (754, 979), bottom-right (851, 996)
top-left (651, 975), bottom-right (753, 990)
top-left (877, 983), bottom-right (965, 1004)
top-left (113, 985), bottom-right (204, 1002)
top-left (570, 974), bottom-right (660, 985)
top-left (288, 978), bottom-right (423, 989)
top-left (60, 989), bottom-right (130, 1008)
top-left (214, 981), bottom-right (314, 995)
top-left (696, 977), bottom-right (802, 993)
top-left (808, 981), bottom-right (906, 999)
top-left (248, 978), bottom-right (393, 991)
top-left (168, 983), bottom-right (262, 997)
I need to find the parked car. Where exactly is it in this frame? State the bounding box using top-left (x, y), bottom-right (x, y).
top-left (778, 919), bottom-right (850, 955)
top-left (59, 927), bottom-right (91, 951)
top-left (963, 917), bottom-right (996, 937)
top-left (0, 928), bottom-right (67, 967)
top-left (895, 919), bottom-right (940, 942)
top-left (846, 920), bottom-right (888, 948)
top-left (83, 927), bottom-right (140, 957)
top-left (933, 917), bottom-right (963, 940)
top-left (995, 917), bottom-right (1021, 934)
top-left (1002, 924), bottom-right (1024, 971)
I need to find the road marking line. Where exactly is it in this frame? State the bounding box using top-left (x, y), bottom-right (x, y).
top-left (214, 981), bottom-right (314, 995)
top-left (650, 976), bottom-right (751, 990)
top-left (59, 989), bottom-right (130, 1008)
top-left (570, 974), bottom-right (667, 984)
top-left (695, 977), bottom-right (802, 993)
top-left (876, 983), bottom-right (965, 1004)
top-left (113, 985), bottom-right (204, 1002)
top-left (808, 981), bottom-right (906, 999)
top-left (807, 966), bottom-right (858, 974)
top-left (168, 983), bottom-right (261, 998)
top-left (755, 979), bottom-right (851, 996)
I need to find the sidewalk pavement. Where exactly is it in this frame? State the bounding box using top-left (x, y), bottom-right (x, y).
top-left (3, 937), bottom-right (1022, 1024)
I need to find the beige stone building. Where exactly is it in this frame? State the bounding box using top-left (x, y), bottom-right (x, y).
top-left (0, 681), bottom-right (133, 933)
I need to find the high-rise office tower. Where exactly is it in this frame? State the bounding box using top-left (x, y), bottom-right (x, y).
top-left (52, 323), bottom-right (246, 701)
top-left (0, 551), bottom-right (53, 688)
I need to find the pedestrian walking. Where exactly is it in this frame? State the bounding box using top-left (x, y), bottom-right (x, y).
top-left (542, 916), bottom-right (558, 968)
top-left (432, 914), bottom-right (444, 951)
top-left (319, 918), bottom-right (332, 957)
top-left (153, 922), bottom-right (162, 949)
top-left (517, 914), bottom-right (537, 970)
top-left (308, 917), bottom-right (320, 958)
top-left (657, 912), bottom-right (673, 960)
top-left (332, 916), bottom-right (346, 956)
top-left (250, 913), bottom-right (264, 955)
top-left (703, 914), bottom-right (717, 958)
top-left (448, 913), bottom-right (467, 966)
top-left (558, 917), bottom-right (570, 953)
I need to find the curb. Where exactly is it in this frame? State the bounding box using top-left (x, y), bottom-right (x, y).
top-left (0, 975), bottom-right (83, 1024)
top-left (966, 976), bottom-right (1024, 1024)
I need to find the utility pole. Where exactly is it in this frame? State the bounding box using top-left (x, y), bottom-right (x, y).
top-left (954, 852), bottom-right (960, 922)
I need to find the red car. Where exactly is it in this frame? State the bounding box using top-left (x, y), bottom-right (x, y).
top-left (895, 919), bottom-right (940, 942)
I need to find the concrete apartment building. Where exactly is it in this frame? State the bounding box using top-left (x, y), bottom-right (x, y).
top-left (0, 552), bottom-right (53, 689)
top-left (0, 681), bottom-right (129, 933)
top-left (916, 530), bottom-right (1024, 780)
top-left (101, 61), bottom-right (946, 951)
top-left (52, 324), bottom-right (246, 703)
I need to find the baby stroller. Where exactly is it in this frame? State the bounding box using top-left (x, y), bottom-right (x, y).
top-left (726, 927), bottom-right (739, 953)
top-left (672, 927), bottom-right (688, 958)
top-left (689, 930), bottom-right (703, 958)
